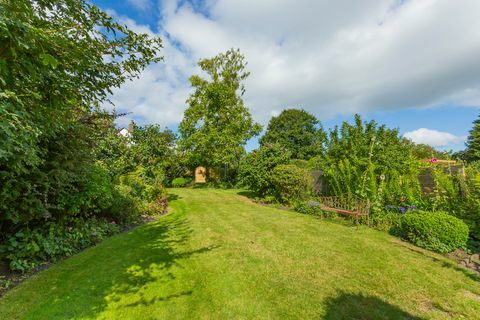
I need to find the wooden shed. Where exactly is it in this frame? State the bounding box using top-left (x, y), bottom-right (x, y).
top-left (195, 166), bottom-right (206, 183)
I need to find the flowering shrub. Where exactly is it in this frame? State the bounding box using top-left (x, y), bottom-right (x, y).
top-left (293, 199), bottom-right (337, 218)
top-left (386, 204), bottom-right (417, 214)
top-left (293, 199), bottom-right (322, 216)
top-left (398, 211), bottom-right (469, 253)
top-left (0, 218), bottom-right (120, 272)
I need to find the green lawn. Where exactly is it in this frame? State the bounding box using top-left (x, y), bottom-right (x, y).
top-left (1, 189), bottom-right (480, 319)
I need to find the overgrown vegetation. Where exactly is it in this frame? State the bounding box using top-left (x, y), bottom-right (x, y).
top-left (0, 0), bottom-right (165, 271)
top-left (238, 111), bottom-right (480, 254)
top-left (1, 0), bottom-right (478, 281)
top-left (1, 189), bottom-right (479, 319)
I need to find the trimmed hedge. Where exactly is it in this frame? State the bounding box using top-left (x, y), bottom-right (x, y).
top-left (398, 211), bottom-right (469, 253)
top-left (172, 177), bottom-right (191, 188)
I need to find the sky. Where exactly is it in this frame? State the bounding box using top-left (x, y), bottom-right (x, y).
top-left (91, 0), bottom-right (480, 151)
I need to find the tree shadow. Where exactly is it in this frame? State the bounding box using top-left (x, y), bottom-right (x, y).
top-left (93, 217), bottom-right (219, 314)
top-left (40, 213), bottom-right (218, 319)
top-left (167, 193), bottom-right (181, 201)
top-left (393, 241), bottom-right (480, 282)
top-left (323, 293), bottom-right (424, 320)
top-left (236, 190), bottom-right (258, 199)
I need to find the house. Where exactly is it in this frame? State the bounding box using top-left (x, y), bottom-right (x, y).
top-left (118, 120), bottom-right (135, 142)
top-left (118, 128), bottom-right (131, 138)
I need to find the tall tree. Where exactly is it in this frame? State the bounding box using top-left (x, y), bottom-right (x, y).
top-left (465, 114), bottom-right (480, 162)
top-left (260, 109), bottom-right (326, 159)
top-left (0, 0), bottom-right (162, 234)
top-left (179, 49), bottom-right (262, 172)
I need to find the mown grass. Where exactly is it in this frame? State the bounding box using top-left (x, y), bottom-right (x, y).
top-left (0, 188), bottom-right (479, 319)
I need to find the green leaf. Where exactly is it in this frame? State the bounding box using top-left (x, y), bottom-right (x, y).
top-left (39, 53), bottom-right (59, 69)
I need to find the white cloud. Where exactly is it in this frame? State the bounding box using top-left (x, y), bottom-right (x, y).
top-left (105, 0), bottom-right (480, 128)
top-left (126, 0), bottom-right (151, 11)
top-left (403, 128), bottom-right (466, 147)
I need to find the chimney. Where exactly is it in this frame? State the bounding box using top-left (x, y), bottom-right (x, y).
top-left (128, 120), bottom-right (136, 133)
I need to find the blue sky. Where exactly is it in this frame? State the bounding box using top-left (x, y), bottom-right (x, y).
top-left (92, 0), bottom-right (480, 152)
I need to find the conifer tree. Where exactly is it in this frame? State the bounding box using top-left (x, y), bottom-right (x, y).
top-left (465, 114), bottom-right (480, 162)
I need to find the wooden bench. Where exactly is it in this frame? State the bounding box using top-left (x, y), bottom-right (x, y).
top-left (318, 196), bottom-right (370, 226)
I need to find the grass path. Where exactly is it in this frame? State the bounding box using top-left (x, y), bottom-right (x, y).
top-left (0, 188), bottom-right (479, 319)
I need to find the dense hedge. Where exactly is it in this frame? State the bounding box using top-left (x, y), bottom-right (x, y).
top-left (398, 211), bottom-right (469, 253)
top-left (272, 164), bottom-right (312, 203)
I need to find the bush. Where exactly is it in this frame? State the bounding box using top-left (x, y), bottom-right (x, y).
top-left (117, 166), bottom-right (168, 218)
top-left (171, 177), bottom-right (191, 188)
top-left (398, 211), bottom-right (469, 253)
top-left (293, 199), bottom-right (322, 215)
top-left (237, 143), bottom-right (291, 197)
top-left (0, 218), bottom-right (120, 272)
top-left (108, 184), bottom-right (142, 224)
top-left (271, 164), bottom-right (312, 204)
top-left (119, 166), bottom-right (166, 201)
top-left (58, 162), bottom-right (116, 215)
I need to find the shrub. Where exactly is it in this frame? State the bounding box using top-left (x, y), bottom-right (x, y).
top-left (0, 218), bottom-right (120, 272)
top-left (108, 184), bottom-right (142, 224)
top-left (58, 162), bottom-right (116, 215)
top-left (119, 166), bottom-right (166, 202)
top-left (293, 199), bottom-right (338, 218)
top-left (172, 177), bottom-right (191, 188)
top-left (398, 211), bottom-right (469, 253)
top-left (293, 199), bottom-right (321, 215)
top-left (238, 143), bottom-right (291, 197)
top-left (271, 164), bottom-right (312, 204)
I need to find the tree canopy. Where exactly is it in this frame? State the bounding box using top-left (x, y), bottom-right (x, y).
top-left (260, 109), bottom-right (326, 159)
top-left (178, 48), bottom-right (262, 171)
top-left (0, 0), bottom-right (162, 234)
top-left (465, 114), bottom-right (480, 162)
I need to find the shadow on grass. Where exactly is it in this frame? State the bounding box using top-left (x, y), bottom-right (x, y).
top-left (393, 241), bottom-right (480, 282)
top-left (98, 218), bottom-right (218, 311)
top-left (324, 293), bottom-right (424, 320)
top-left (39, 212), bottom-right (218, 319)
top-left (167, 193), bottom-right (181, 201)
top-left (236, 190), bottom-right (257, 199)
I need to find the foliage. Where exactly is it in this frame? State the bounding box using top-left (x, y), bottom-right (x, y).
top-left (0, 0), bottom-right (162, 237)
top-left (119, 166), bottom-right (167, 203)
top-left (58, 162), bottom-right (116, 216)
top-left (0, 218), bottom-right (120, 272)
top-left (172, 177), bottom-right (191, 188)
top-left (398, 211), bottom-right (469, 253)
top-left (178, 48), bottom-right (262, 173)
top-left (131, 124), bottom-right (176, 173)
top-left (237, 143), bottom-right (291, 197)
top-left (465, 113), bottom-right (480, 162)
top-left (319, 115), bottom-right (421, 217)
top-left (92, 122), bottom-right (134, 178)
top-left (271, 164), bottom-right (312, 203)
top-left (419, 164), bottom-right (480, 240)
top-left (108, 185), bottom-right (142, 224)
top-left (410, 143), bottom-right (451, 160)
top-left (260, 109), bottom-right (326, 160)
top-left (2, 189), bottom-right (479, 319)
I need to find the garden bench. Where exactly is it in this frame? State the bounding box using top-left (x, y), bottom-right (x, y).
top-left (318, 196), bottom-right (370, 226)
